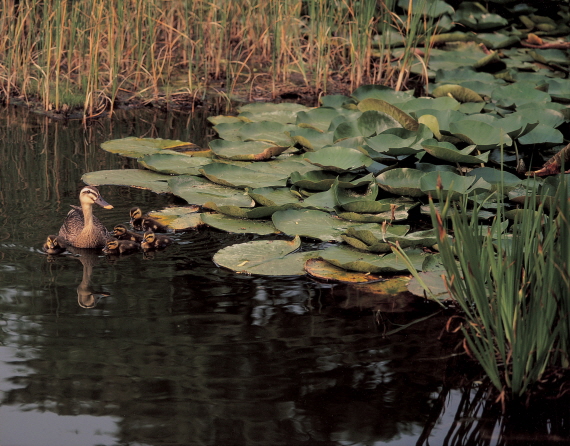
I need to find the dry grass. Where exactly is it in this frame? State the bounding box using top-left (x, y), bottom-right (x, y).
top-left (0, 0), bottom-right (436, 116)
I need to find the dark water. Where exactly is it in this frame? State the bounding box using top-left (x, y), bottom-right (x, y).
top-left (0, 106), bottom-right (567, 446)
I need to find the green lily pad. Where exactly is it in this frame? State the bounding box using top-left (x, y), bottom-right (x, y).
top-left (248, 187), bottom-right (303, 206)
top-left (101, 137), bottom-right (203, 159)
top-left (304, 146), bottom-right (373, 172)
top-left (237, 121), bottom-right (296, 147)
top-left (432, 84), bottom-right (484, 103)
top-left (296, 107), bottom-right (344, 132)
top-left (517, 124), bottom-right (564, 146)
top-left (209, 139), bottom-right (288, 160)
top-left (422, 139), bottom-right (489, 163)
top-left (343, 228), bottom-right (436, 253)
top-left (319, 245), bottom-right (428, 273)
top-left (466, 167), bottom-right (522, 193)
top-left (454, 2), bottom-right (508, 30)
top-left (237, 102), bottom-right (309, 124)
top-left (365, 125), bottom-right (433, 157)
top-left (304, 258), bottom-right (383, 283)
top-left (203, 201), bottom-right (289, 219)
top-left (201, 213), bottom-right (279, 235)
top-left (448, 120), bottom-right (513, 150)
top-left (147, 206), bottom-right (203, 231)
top-left (336, 198), bottom-right (417, 222)
top-left (213, 121), bottom-right (247, 141)
top-left (168, 175), bottom-right (255, 207)
top-left (288, 127), bottom-right (335, 151)
top-left (199, 163), bottom-right (288, 189)
top-left (491, 82), bottom-right (551, 108)
top-left (272, 209), bottom-right (362, 241)
top-left (357, 98), bottom-right (420, 131)
top-left (290, 170), bottom-right (372, 190)
top-left (82, 169), bottom-right (171, 194)
top-left (138, 151), bottom-right (212, 175)
top-left (351, 85), bottom-right (413, 104)
top-left (212, 235), bottom-right (320, 275)
top-left (376, 168), bottom-right (427, 197)
top-left (420, 171), bottom-right (478, 198)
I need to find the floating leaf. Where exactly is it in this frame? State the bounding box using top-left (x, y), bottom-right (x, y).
top-left (376, 168), bottom-right (427, 197)
top-left (304, 258), bottom-right (383, 283)
top-left (248, 187), bottom-right (303, 206)
top-left (138, 151), bottom-right (212, 175)
top-left (407, 271), bottom-right (452, 299)
top-left (351, 85), bottom-right (413, 104)
top-left (290, 171), bottom-right (372, 190)
top-left (203, 201), bottom-right (289, 218)
top-left (237, 121), bottom-right (295, 146)
top-left (357, 98), bottom-right (419, 131)
top-left (422, 139), bottom-right (489, 163)
top-left (272, 209), bottom-right (362, 241)
top-left (82, 169), bottom-right (171, 194)
top-left (237, 102), bottom-right (309, 124)
top-left (432, 84), bottom-right (484, 103)
top-left (168, 175), bottom-right (254, 207)
top-left (343, 228), bottom-right (437, 253)
top-left (209, 140), bottom-right (288, 160)
top-left (101, 137), bottom-right (203, 159)
top-left (288, 127), bottom-right (335, 151)
top-left (491, 82), bottom-right (551, 108)
top-left (147, 206), bottom-right (203, 231)
top-left (199, 163), bottom-right (288, 189)
top-left (517, 124), bottom-right (564, 146)
top-left (420, 171), bottom-right (478, 198)
top-left (304, 146), bottom-right (373, 172)
top-left (319, 245), bottom-right (428, 273)
top-left (449, 120), bottom-right (513, 150)
top-left (201, 213), bottom-right (278, 235)
top-left (213, 236), bottom-right (319, 275)
top-left (296, 107), bottom-right (344, 132)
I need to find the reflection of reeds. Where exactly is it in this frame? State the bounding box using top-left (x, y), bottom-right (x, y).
top-left (0, 0), bottom-right (435, 113)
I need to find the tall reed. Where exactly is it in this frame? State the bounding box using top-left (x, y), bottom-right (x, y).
top-left (402, 174), bottom-right (570, 401)
top-left (0, 0), bottom-right (434, 113)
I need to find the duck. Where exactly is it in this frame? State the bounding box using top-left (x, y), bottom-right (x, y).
top-left (58, 186), bottom-right (113, 248)
top-left (42, 234), bottom-right (67, 255)
top-left (102, 238), bottom-right (140, 255)
top-left (130, 207), bottom-right (169, 233)
top-left (141, 231), bottom-right (173, 251)
top-left (113, 224), bottom-right (144, 243)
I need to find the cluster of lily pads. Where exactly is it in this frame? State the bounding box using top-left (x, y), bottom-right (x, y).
top-left (85, 73), bottom-right (569, 284)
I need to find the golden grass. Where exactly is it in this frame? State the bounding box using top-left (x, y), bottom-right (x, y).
top-left (0, 0), bottom-right (435, 115)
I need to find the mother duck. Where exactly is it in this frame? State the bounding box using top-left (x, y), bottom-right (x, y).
top-left (58, 186), bottom-right (114, 248)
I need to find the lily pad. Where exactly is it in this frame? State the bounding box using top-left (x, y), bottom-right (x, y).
top-left (343, 228), bottom-right (437, 253)
top-left (422, 139), bottom-right (489, 163)
top-left (201, 213), bottom-right (279, 235)
top-left (288, 127), bottom-right (335, 151)
top-left (209, 140), bottom-right (289, 160)
top-left (204, 201), bottom-right (289, 218)
top-left (448, 120), bottom-right (513, 150)
top-left (199, 163), bottom-right (288, 189)
top-left (272, 209), bottom-right (362, 241)
top-left (376, 168), bottom-right (427, 197)
top-left (319, 245), bottom-right (428, 273)
top-left (304, 258), bottom-right (383, 283)
top-left (138, 151), bottom-right (212, 175)
top-left (147, 206), bottom-right (203, 231)
top-left (101, 137), bottom-right (203, 159)
top-left (432, 84), bottom-right (484, 103)
top-left (212, 236), bottom-right (320, 275)
top-left (237, 102), bottom-right (309, 124)
top-left (248, 187), bottom-right (303, 206)
top-left (168, 175), bottom-right (255, 207)
top-left (304, 146), bottom-right (373, 172)
top-left (82, 169), bottom-right (171, 194)
top-left (357, 98), bottom-right (420, 131)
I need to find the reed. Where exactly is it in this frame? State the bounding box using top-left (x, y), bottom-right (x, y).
top-left (0, 0), bottom-right (435, 114)
top-left (399, 174), bottom-right (570, 401)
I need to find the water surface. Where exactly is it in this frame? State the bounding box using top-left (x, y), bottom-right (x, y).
top-left (0, 106), bottom-right (565, 446)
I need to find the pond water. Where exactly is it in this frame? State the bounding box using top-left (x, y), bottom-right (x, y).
top-left (0, 106), bottom-right (567, 446)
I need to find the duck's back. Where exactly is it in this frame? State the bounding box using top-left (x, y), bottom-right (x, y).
top-left (58, 206), bottom-right (110, 248)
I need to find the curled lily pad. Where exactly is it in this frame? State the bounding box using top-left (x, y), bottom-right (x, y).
top-left (199, 163), bottom-right (288, 189)
top-left (209, 140), bottom-right (288, 161)
top-left (304, 259), bottom-right (383, 283)
top-left (201, 213), bottom-right (279, 235)
top-left (288, 127), bottom-right (334, 151)
top-left (304, 146), bottom-right (373, 172)
top-left (147, 206), bottom-right (203, 231)
top-left (168, 175), bottom-right (254, 207)
top-left (138, 151), bottom-right (212, 175)
top-left (290, 171), bottom-right (372, 190)
top-left (365, 125), bottom-right (432, 157)
top-left (337, 198), bottom-right (417, 222)
top-left (432, 84), bottom-right (484, 103)
top-left (376, 168), bottom-right (427, 197)
top-left (357, 98), bottom-right (420, 131)
top-left (237, 102), bottom-right (309, 124)
top-left (101, 137), bottom-right (203, 159)
top-left (204, 201), bottom-right (290, 219)
top-left (82, 169), bottom-right (171, 194)
top-left (343, 228), bottom-right (436, 253)
top-left (319, 245), bottom-right (428, 273)
top-left (272, 209), bottom-right (362, 241)
top-left (212, 235), bottom-right (320, 275)
top-left (422, 139), bottom-right (489, 163)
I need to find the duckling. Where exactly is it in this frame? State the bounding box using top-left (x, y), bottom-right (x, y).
top-left (141, 231), bottom-right (173, 251)
top-left (42, 234), bottom-right (67, 255)
top-left (102, 238), bottom-right (140, 255)
top-left (58, 186), bottom-right (113, 248)
top-left (129, 207), bottom-right (169, 233)
top-left (113, 224), bottom-right (144, 243)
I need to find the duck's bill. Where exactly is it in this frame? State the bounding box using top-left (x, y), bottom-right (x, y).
top-left (95, 197), bottom-right (114, 209)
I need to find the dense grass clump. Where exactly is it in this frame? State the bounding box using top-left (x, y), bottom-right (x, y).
top-left (0, 0), bottom-right (435, 115)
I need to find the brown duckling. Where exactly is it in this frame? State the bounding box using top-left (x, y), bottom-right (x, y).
top-left (58, 185), bottom-right (113, 248)
top-left (141, 231), bottom-right (173, 251)
top-left (102, 238), bottom-right (140, 255)
top-left (42, 234), bottom-right (67, 255)
top-left (129, 207), bottom-right (169, 233)
top-left (113, 224), bottom-right (144, 243)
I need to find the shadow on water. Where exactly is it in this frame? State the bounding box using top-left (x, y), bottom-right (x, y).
top-left (0, 106), bottom-right (569, 445)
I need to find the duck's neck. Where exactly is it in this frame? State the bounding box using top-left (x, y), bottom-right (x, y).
top-left (81, 201), bottom-right (94, 232)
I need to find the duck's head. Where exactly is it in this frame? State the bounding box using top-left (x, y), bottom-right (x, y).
top-left (45, 234), bottom-right (61, 249)
top-left (130, 207), bottom-right (143, 219)
top-left (80, 186), bottom-right (113, 209)
top-left (143, 231), bottom-right (156, 244)
top-left (113, 224), bottom-right (128, 237)
top-left (104, 239), bottom-right (120, 251)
